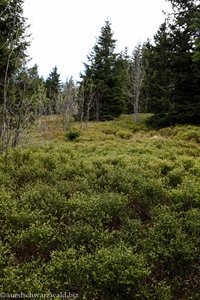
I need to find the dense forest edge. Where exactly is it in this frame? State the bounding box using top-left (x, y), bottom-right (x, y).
top-left (0, 0), bottom-right (200, 154)
top-left (0, 0), bottom-right (200, 299)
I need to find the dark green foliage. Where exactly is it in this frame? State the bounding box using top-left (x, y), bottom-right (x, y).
top-left (143, 26), bottom-right (173, 115)
top-left (143, 0), bottom-right (200, 126)
top-left (192, 10), bottom-right (200, 62)
top-left (0, 1), bottom-right (45, 151)
top-left (80, 20), bottom-right (126, 121)
top-left (45, 66), bottom-right (62, 114)
top-left (65, 129), bottom-right (80, 141)
top-left (0, 0), bottom-right (29, 104)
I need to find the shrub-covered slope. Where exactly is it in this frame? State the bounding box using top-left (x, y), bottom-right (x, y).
top-left (0, 115), bottom-right (200, 299)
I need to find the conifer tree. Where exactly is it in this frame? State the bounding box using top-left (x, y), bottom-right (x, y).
top-left (192, 10), bottom-right (200, 62)
top-left (142, 23), bottom-right (173, 115)
top-left (81, 20), bottom-right (125, 121)
top-left (144, 0), bottom-right (200, 126)
top-left (0, 0), bottom-right (28, 104)
top-left (45, 66), bottom-right (62, 114)
top-left (0, 0), bottom-right (29, 152)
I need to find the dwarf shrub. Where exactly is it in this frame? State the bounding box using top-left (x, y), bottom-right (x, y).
top-left (0, 115), bottom-right (199, 298)
top-left (116, 130), bottom-right (132, 140)
top-left (65, 129), bottom-right (80, 141)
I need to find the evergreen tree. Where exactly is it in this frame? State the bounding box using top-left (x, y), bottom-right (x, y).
top-left (15, 64), bottom-right (45, 114)
top-left (45, 66), bottom-right (62, 114)
top-left (144, 0), bottom-right (200, 126)
top-left (192, 10), bottom-right (200, 62)
top-left (168, 0), bottom-right (199, 114)
top-left (0, 0), bottom-right (29, 152)
top-left (0, 0), bottom-right (29, 103)
top-left (81, 20), bottom-right (126, 121)
top-left (142, 24), bottom-right (173, 115)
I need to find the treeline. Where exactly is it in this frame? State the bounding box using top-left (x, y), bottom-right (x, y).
top-left (79, 0), bottom-right (200, 125)
top-left (0, 0), bottom-right (200, 152)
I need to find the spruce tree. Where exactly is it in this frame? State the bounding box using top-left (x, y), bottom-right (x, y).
top-left (142, 24), bottom-right (173, 115)
top-left (0, 0), bottom-right (29, 151)
top-left (0, 0), bottom-right (29, 104)
top-left (144, 0), bottom-right (200, 126)
top-left (192, 10), bottom-right (200, 62)
top-left (45, 66), bottom-right (62, 114)
top-left (81, 20), bottom-right (125, 121)
top-left (167, 0), bottom-right (200, 124)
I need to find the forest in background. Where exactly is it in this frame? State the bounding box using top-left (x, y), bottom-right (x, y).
top-left (0, 0), bottom-right (200, 153)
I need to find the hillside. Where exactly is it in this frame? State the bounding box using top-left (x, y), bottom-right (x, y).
top-left (0, 115), bottom-right (200, 299)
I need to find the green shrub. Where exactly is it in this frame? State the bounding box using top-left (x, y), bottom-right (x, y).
top-left (65, 129), bottom-right (80, 141)
top-left (0, 261), bottom-right (49, 293)
top-left (66, 191), bottom-right (128, 229)
top-left (100, 114), bottom-right (115, 121)
top-left (167, 167), bottom-right (184, 188)
top-left (10, 222), bottom-right (59, 262)
top-left (48, 244), bottom-right (150, 298)
top-left (116, 130), bottom-right (132, 140)
top-left (145, 206), bottom-right (200, 299)
top-left (159, 127), bottom-right (177, 137)
top-left (168, 176), bottom-right (200, 210)
top-left (179, 129), bottom-right (200, 143)
top-left (20, 183), bottom-right (68, 217)
top-left (101, 128), bottom-right (117, 135)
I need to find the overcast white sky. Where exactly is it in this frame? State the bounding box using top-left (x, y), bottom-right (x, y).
top-left (23, 0), bottom-right (171, 82)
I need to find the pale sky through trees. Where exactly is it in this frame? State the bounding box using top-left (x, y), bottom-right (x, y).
top-left (23, 0), bottom-right (172, 81)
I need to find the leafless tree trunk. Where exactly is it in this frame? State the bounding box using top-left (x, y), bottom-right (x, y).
top-left (95, 91), bottom-right (101, 122)
top-left (78, 79), bottom-right (96, 127)
top-left (127, 43), bottom-right (145, 123)
top-left (133, 61), bottom-right (144, 123)
top-left (60, 77), bottom-right (78, 130)
top-left (11, 100), bottom-right (32, 147)
top-left (133, 44), bottom-right (145, 122)
top-left (85, 81), bottom-right (95, 124)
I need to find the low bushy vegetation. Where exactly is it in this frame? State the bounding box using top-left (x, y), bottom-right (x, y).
top-left (0, 115), bottom-right (200, 299)
top-left (65, 129), bottom-right (81, 141)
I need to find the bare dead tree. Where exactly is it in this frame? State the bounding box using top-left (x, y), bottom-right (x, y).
top-left (95, 90), bottom-right (101, 122)
top-left (58, 77), bottom-right (78, 130)
top-left (78, 84), bottom-right (85, 128)
top-left (11, 96), bottom-right (34, 147)
top-left (85, 79), bottom-right (95, 124)
top-left (36, 82), bottom-right (48, 121)
top-left (77, 78), bottom-right (96, 128)
top-left (128, 43), bottom-right (145, 123)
